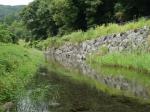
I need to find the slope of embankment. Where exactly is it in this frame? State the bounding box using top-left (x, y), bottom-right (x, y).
top-left (0, 43), bottom-right (44, 110)
top-left (45, 18), bottom-right (150, 73)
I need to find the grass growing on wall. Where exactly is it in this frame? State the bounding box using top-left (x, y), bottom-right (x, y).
top-left (88, 53), bottom-right (150, 74)
top-left (0, 43), bottom-right (44, 103)
top-left (40, 18), bottom-right (150, 49)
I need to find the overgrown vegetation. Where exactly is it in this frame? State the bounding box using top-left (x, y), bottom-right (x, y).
top-left (0, 5), bottom-right (31, 44)
top-left (21, 0), bottom-right (150, 40)
top-left (0, 24), bottom-right (13, 43)
top-left (0, 44), bottom-right (44, 103)
top-left (1, 0), bottom-right (150, 47)
top-left (0, 21), bottom-right (32, 44)
top-left (88, 52), bottom-right (150, 74)
top-left (0, 0), bottom-right (150, 110)
top-left (37, 18), bottom-right (150, 49)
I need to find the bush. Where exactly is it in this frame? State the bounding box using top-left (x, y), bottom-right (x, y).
top-left (0, 24), bottom-right (13, 43)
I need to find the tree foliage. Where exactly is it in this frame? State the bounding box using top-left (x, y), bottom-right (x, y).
top-left (0, 24), bottom-right (13, 43)
top-left (0, 5), bottom-right (32, 43)
top-left (21, 0), bottom-right (150, 40)
top-left (0, 19), bottom-right (31, 43)
top-left (0, 5), bottom-right (24, 21)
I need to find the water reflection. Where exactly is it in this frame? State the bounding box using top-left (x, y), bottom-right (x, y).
top-left (16, 67), bottom-right (150, 112)
top-left (17, 90), bottom-right (49, 112)
top-left (45, 54), bottom-right (150, 101)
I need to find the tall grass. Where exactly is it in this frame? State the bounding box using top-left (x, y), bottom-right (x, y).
top-left (41, 18), bottom-right (150, 49)
top-left (0, 43), bottom-right (44, 103)
top-left (88, 53), bottom-right (150, 74)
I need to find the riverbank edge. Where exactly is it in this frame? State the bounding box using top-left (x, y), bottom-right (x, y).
top-left (0, 44), bottom-right (44, 111)
top-left (87, 52), bottom-right (150, 75)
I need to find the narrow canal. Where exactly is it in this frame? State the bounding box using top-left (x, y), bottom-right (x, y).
top-left (15, 59), bottom-right (150, 112)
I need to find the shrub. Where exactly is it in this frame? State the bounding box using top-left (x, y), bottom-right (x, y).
top-left (0, 24), bottom-right (13, 43)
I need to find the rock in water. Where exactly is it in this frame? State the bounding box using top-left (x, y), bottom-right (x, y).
top-left (49, 102), bottom-right (60, 108)
top-left (2, 102), bottom-right (14, 112)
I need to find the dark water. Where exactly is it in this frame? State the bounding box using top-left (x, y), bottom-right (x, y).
top-left (15, 64), bottom-right (150, 112)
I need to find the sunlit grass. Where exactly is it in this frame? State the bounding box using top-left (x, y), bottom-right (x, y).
top-left (88, 52), bottom-right (150, 74)
top-left (0, 43), bottom-right (44, 103)
top-left (40, 18), bottom-right (150, 49)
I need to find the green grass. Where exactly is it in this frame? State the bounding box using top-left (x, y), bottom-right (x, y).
top-left (40, 18), bottom-right (150, 49)
top-left (0, 43), bottom-right (44, 104)
top-left (88, 52), bottom-right (150, 74)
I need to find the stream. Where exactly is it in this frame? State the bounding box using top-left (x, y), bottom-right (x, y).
top-left (14, 56), bottom-right (150, 112)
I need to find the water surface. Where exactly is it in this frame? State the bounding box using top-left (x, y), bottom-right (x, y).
top-left (16, 61), bottom-right (150, 112)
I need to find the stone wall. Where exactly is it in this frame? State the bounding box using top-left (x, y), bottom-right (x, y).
top-left (45, 26), bottom-right (150, 99)
top-left (46, 26), bottom-right (150, 61)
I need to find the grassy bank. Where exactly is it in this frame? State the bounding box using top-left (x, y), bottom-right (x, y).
top-left (39, 18), bottom-right (150, 49)
top-left (88, 53), bottom-right (150, 74)
top-left (0, 43), bottom-right (44, 104)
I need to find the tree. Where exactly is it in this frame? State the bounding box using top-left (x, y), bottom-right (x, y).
top-left (0, 24), bottom-right (13, 43)
top-left (116, 0), bottom-right (150, 20)
top-left (49, 0), bottom-right (78, 35)
top-left (21, 0), bottom-right (104, 38)
top-left (21, 0), bottom-right (58, 40)
top-left (8, 21), bottom-right (32, 42)
top-left (20, 0), bottom-right (150, 40)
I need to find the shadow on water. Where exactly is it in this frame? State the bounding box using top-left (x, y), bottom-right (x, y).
top-left (15, 60), bottom-right (150, 112)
